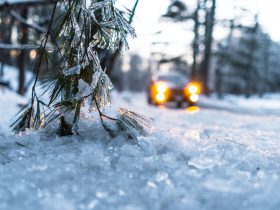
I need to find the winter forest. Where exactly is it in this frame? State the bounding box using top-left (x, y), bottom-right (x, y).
top-left (0, 0), bottom-right (280, 210)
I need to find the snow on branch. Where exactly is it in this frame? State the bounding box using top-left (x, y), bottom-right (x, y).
top-left (0, 43), bottom-right (41, 50)
top-left (11, 0), bottom-right (149, 139)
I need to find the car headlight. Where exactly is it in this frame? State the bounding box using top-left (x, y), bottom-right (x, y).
top-left (186, 83), bottom-right (201, 94)
top-left (155, 93), bottom-right (166, 102)
top-left (156, 82), bottom-right (168, 93)
top-left (190, 94), bottom-right (199, 103)
top-left (188, 85), bottom-right (198, 94)
top-left (152, 82), bottom-right (169, 104)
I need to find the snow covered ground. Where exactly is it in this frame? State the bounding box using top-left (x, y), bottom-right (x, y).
top-left (0, 89), bottom-right (280, 210)
top-left (198, 94), bottom-right (280, 115)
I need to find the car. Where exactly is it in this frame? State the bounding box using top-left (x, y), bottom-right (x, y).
top-left (147, 73), bottom-right (201, 107)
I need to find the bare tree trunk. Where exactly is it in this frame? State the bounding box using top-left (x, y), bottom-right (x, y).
top-left (0, 14), bottom-right (15, 71)
top-left (215, 19), bottom-right (234, 98)
top-left (17, 8), bottom-right (28, 95)
top-left (200, 0), bottom-right (216, 94)
top-left (259, 37), bottom-right (270, 97)
top-left (245, 17), bottom-right (258, 98)
top-left (191, 1), bottom-right (201, 81)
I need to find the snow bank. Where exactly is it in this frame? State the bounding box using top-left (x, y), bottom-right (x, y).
top-left (0, 91), bottom-right (280, 210)
top-left (198, 94), bottom-right (280, 115)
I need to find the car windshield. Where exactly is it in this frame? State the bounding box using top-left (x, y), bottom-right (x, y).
top-left (158, 75), bottom-right (187, 86)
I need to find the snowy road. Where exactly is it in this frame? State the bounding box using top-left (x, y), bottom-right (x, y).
top-left (1, 91), bottom-right (280, 210)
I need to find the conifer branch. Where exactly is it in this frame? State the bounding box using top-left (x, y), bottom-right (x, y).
top-left (11, 0), bottom-right (151, 139)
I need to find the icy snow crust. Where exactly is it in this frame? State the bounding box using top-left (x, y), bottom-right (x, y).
top-left (1, 91), bottom-right (280, 210)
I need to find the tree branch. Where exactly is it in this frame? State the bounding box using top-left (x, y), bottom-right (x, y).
top-left (10, 9), bottom-right (46, 33)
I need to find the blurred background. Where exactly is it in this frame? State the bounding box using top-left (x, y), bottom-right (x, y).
top-left (0, 0), bottom-right (280, 99)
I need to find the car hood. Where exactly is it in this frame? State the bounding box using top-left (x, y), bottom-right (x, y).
top-left (164, 82), bottom-right (187, 89)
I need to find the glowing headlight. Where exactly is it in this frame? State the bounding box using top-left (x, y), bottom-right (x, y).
top-left (186, 83), bottom-right (201, 95)
top-left (156, 93), bottom-right (166, 102)
top-left (156, 82), bottom-right (167, 93)
top-left (188, 85), bottom-right (198, 94)
top-left (190, 94), bottom-right (199, 103)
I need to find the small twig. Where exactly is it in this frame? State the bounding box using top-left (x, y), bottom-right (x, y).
top-left (216, 138), bottom-right (247, 147)
top-left (204, 128), bottom-right (210, 139)
top-left (15, 141), bottom-right (31, 149)
top-left (93, 96), bottom-right (117, 137)
top-left (93, 97), bottom-right (117, 121)
top-left (100, 112), bottom-right (117, 121)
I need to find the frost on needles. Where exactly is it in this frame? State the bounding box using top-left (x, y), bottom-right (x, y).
top-left (11, 0), bottom-right (151, 138)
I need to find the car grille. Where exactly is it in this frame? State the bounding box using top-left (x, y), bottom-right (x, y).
top-left (170, 88), bottom-right (184, 96)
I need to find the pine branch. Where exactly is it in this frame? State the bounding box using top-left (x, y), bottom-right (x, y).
top-left (11, 0), bottom-right (151, 139)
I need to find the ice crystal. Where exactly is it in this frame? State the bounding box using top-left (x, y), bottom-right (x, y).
top-left (94, 71), bottom-right (114, 109)
top-left (63, 65), bottom-right (81, 76)
top-left (75, 79), bottom-right (92, 100)
top-left (88, 0), bottom-right (113, 12)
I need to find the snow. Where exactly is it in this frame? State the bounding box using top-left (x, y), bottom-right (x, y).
top-left (1, 88), bottom-right (280, 210)
top-left (0, 89), bottom-right (27, 134)
top-left (198, 94), bottom-right (280, 115)
top-left (1, 65), bottom-right (33, 94)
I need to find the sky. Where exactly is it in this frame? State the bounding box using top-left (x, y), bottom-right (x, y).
top-left (118, 0), bottom-right (280, 59)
